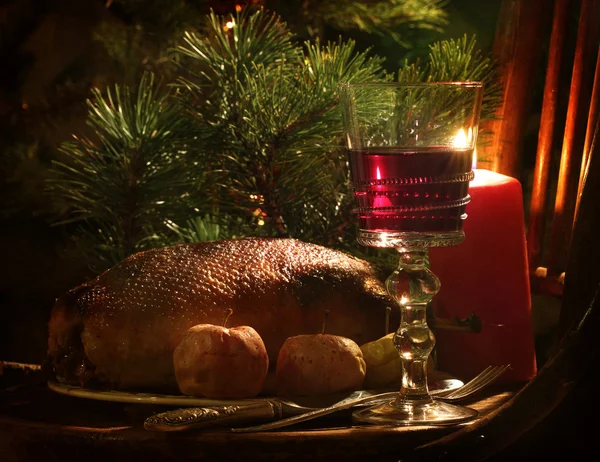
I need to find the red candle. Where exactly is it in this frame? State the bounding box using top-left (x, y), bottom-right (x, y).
top-left (429, 169), bottom-right (537, 384)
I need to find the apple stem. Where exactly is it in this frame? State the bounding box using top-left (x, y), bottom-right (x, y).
top-left (223, 308), bottom-right (233, 328)
top-left (385, 306), bottom-right (391, 335)
top-left (321, 309), bottom-right (330, 334)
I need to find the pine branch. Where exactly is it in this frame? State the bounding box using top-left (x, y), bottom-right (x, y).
top-left (171, 11), bottom-right (382, 239)
top-left (47, 7), bottom-right (503, 273)
top-left (176, 9), bottom-right (300, 95)
top-left (398, 35), bottom-right (502, 122)
top-left (174, 8), bottom-right (386, 242)
top-left (48, 73), bottom-right (209, 269)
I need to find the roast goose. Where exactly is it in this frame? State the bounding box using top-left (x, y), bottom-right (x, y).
top-left (48, 238), bottom-right (394, 392)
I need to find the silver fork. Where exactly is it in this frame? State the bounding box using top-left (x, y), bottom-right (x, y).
top-left (435, 364), bottom-right (511, 402)
top-left (231, 365), bottom-right (510, 433)
top-left (346, 364), bottom-right (511, 408)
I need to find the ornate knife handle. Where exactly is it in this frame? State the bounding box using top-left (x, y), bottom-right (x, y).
top-left (144, 401), bottom-right (283, 432)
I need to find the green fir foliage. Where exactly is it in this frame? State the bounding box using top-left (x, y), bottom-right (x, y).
top-left (397, 34), bottom-right (501, 120)
top-left (48, 74), bottom-right (211, 269)
top-left (49, 7), bottom-right (501, 272)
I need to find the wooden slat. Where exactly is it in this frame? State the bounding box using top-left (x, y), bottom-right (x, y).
top-left (527, 0), bottom-right (571, 272)
top-left (561, 116), bottom-right (600, 335)
top-left (576, 45), bottom-right (600, 213)
top-left (547, 0), bottom-right (600, 275)
top-left (477, 0), bottom-right (548, 178)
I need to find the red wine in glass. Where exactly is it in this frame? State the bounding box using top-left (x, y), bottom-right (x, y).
top-left (347, 146), bottom-right (474, 233)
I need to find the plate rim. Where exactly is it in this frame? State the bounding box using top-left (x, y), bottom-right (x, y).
top-left (47, 380), bottom-right (263, 407)
top-left (47, 377), bottom-right (464, 408)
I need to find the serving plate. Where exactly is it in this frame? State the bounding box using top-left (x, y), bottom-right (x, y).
top-left (47, 376), bottom-right (464, 408)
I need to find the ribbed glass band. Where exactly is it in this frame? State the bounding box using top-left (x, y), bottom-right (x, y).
top-left (352, 195), bottom-right (471, 214)
top-left (352, 171), bottom-right (474, 189)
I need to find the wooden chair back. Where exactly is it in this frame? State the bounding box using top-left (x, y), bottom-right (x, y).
top-left (409, 2), bottom-right (600, 458)
top-left (527, 0), bottom-right (600, 307)
top-left (477, 0), bottom-right (599, 322)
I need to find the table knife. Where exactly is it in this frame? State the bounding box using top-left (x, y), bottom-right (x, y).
top-left (143, 378), bottom-right (463, 432)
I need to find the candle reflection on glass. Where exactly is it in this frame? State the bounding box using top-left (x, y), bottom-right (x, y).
top-left (452, 128), bottom-right (470, 148)
top-left (349, 143), bottom-right (473, 234)
top-left (373, 166), bottom-right (393, 208)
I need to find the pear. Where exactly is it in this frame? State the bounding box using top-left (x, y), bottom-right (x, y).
top-left (361, 333), bottom-right (434, 388)
top-left (360, 333), bottom-right (396, 368)
top-left (364, 355), bottom-right (403, 388)
top-left (361, 333), bottom-right (400, 388)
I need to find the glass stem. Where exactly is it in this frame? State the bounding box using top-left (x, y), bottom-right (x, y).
top-left (386, 249), bottom-right (440, 404)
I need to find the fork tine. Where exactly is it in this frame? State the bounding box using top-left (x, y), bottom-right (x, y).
top-left (452, 366), bottom-right (506, 398)
top-left (431, 366), bottom-right (493, 398)
top-left (438, 366), bottom-right (494, 398)
top-left (443, 365), bottom-right (510, 400)
top-left (446, 366), bottom-right (507, 399)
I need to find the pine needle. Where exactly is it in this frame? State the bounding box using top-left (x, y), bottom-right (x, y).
top-left (48, 8), bottom-right (501, 272)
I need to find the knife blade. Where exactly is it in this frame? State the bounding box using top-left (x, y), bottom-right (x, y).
top-left (143, 378), bottom-right (463, 432)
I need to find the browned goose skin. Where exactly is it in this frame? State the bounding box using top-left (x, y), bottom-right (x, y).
top-left (48, 238), bottom-right (393, 392)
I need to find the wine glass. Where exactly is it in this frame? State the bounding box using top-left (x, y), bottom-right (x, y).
top-left (339, 82), bottom-right (484, 425)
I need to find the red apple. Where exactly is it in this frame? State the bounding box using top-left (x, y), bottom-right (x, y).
top-left (276, 334), bottom-right (366, 396)
top-left (173, 324), bottom-right (269, 398)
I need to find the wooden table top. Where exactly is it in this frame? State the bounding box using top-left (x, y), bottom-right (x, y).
top-left (0, 379), bottom-right (519, 462)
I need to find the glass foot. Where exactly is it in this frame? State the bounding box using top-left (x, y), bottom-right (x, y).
top-left (352, 398), bottom-right (478, 426)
